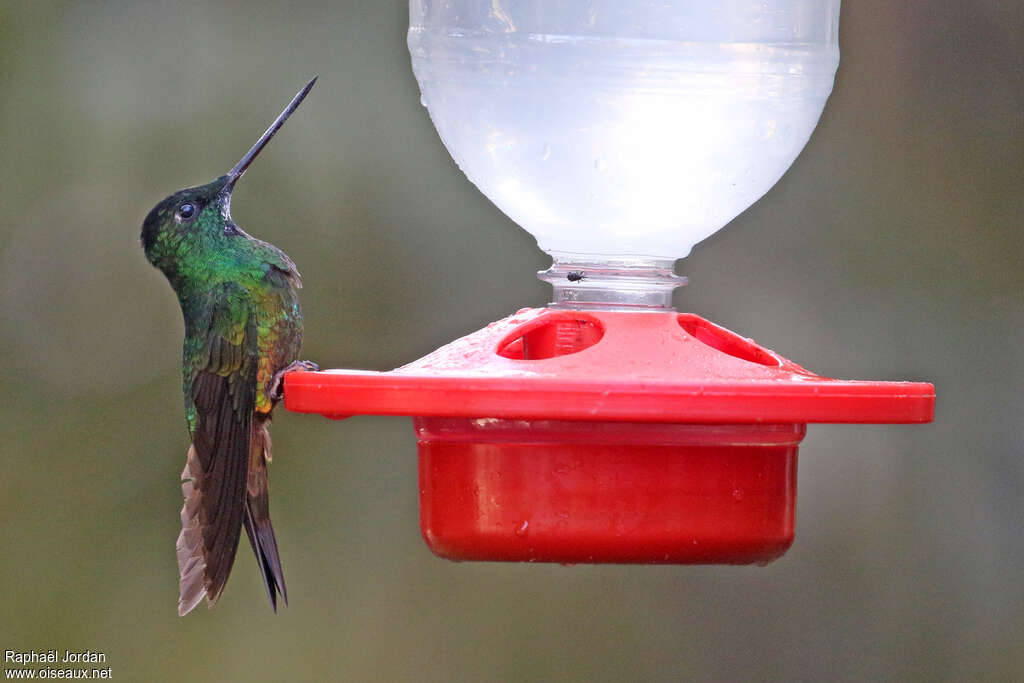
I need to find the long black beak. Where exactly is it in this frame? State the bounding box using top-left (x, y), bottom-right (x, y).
top-left (224, 76), bottom-right (317, 192)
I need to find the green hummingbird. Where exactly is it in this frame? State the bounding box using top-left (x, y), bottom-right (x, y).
top-left (141, 78), bottom-right (319, 616)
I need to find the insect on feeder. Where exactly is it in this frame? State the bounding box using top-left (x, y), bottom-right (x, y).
top-left (286, 0), bottom-right (934, 564)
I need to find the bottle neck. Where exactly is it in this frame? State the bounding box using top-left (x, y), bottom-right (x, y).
top-left (538, 254), bottom-right (687, 312)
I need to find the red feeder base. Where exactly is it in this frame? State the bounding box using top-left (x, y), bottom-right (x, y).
top-left (417, 419), bottom-right (801, 564)
top-left (285, 309), bottom-right (933, 564)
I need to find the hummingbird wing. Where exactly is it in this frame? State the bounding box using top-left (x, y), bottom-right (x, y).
top-left (177, 283), bottom-right (258, 616)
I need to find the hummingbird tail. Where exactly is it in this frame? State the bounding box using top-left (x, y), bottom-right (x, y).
top-left (244, 416), bottom-right (288, 611)
top-left (176, 445), bottom-right (208, 616)
top-left (176, 368), bottom-right (253, 616)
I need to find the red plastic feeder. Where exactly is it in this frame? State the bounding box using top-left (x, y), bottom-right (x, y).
top-left (285, 307), bottom-right (934, 564)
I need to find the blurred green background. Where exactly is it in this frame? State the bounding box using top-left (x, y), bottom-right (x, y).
top-left (1, 1), bottom-right (1020, 681)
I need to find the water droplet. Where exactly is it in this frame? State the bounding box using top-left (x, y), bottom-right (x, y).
top-left (515, 520), bottom-right (529, 537)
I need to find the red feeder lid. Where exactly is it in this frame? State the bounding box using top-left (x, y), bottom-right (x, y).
top-left (284, 308), bottom-right (935, 424)
top-left (284, 308), bottom-right (933, 565)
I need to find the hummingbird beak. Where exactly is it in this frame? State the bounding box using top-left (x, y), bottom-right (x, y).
top-left (223, 76), bottom-right (318, 194)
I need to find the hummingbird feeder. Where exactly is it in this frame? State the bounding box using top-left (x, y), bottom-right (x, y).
top-left (286, 0), bottom-right (934, 564)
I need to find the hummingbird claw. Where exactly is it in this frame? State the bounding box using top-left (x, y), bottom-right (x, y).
top-left (270, 360), bottom-right (320, 402)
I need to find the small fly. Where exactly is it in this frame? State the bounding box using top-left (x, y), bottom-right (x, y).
top-left (566, 271), bottom-right (587, 282)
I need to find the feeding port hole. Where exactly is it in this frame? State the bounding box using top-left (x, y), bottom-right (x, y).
top-left (496, 313), bottom-right (605, 360)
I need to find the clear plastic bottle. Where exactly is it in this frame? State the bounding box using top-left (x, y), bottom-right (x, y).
top-left (409, 1), bottom-right (840, 308)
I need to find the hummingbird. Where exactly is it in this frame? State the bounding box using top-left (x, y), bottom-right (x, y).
top-left (141, 78), bottom-right (319, 616)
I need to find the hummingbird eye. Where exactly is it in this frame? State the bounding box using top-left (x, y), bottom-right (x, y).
top-left (177, 202), bottom-right (197, 220)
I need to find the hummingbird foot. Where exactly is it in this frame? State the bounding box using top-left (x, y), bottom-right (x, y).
top-left (270, 360), bottom-right (320, 402)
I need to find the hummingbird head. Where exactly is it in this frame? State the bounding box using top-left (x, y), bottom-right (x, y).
top-left (140, 176), bottom-right (230, 266)
top-left (141, 77), bottom-right (317, 279)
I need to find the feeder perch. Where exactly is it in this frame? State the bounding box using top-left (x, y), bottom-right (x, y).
top-left (285, 0), bottom-right (934, 564)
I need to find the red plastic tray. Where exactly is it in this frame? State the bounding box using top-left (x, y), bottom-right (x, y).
top-left (286, 309), bottom-right (934, 423)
